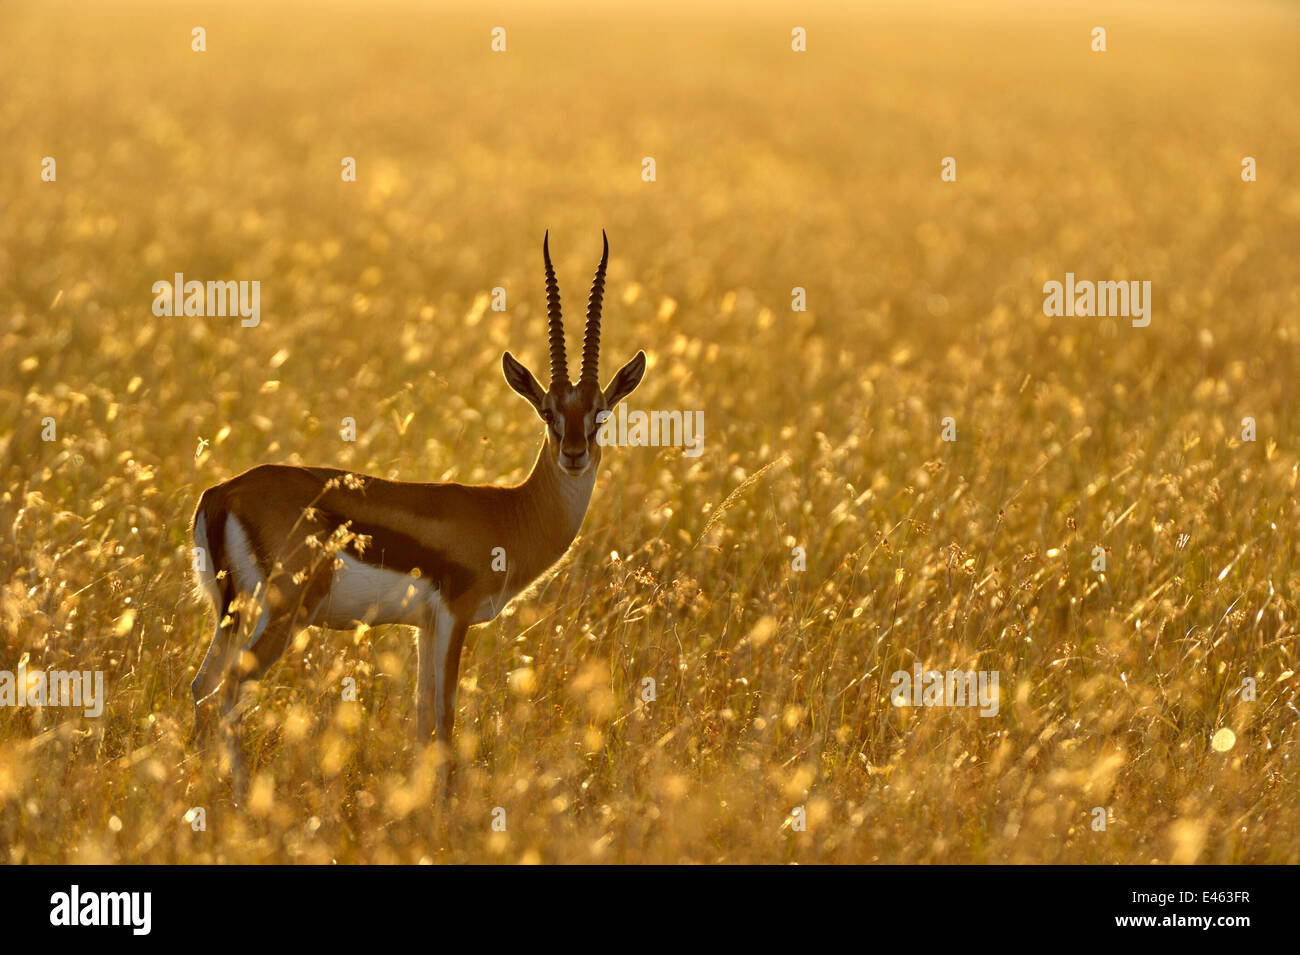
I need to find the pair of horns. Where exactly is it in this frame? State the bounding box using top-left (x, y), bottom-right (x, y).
top-left (543, 230), bottom-right (608, 387)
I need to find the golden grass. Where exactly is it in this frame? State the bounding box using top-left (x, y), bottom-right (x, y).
top-left (1, 0), bottom-right (1298, 863)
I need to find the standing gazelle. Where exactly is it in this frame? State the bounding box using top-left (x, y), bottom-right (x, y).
top-left (190, 231), bottom-right (646, 790)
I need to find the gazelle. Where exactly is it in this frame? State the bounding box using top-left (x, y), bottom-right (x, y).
top-left (190, 231), bottom-right (646, 791)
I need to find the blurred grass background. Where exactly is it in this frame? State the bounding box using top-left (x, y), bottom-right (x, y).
top-left (1, 0), bottom-right (1298, 862)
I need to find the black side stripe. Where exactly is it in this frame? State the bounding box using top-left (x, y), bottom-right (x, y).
top-left (320, 510), bottom-right (476, 600)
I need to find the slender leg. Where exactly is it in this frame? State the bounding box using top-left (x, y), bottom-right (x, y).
top-left (218, 612), bottom-right (299, 804)
top-left (191, 600), bottom-right (242, 743)
top-left (415, 608), bottom-right (449, 745)
top-left (434, 616), bottom-right (469, 795)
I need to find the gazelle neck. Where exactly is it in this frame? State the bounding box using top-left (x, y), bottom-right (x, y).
top-left (517, 440), bottom-right (597, 548)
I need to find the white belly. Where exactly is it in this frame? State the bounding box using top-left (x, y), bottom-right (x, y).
top-left (316, 554), bottom-right (441, 628)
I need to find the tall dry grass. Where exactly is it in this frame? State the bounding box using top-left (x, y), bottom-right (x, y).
top-left (1, 0), bottom-right (1298, 862)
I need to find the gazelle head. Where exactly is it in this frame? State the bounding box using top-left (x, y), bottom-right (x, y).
top-left (503, 231), bottom-right (647, 478)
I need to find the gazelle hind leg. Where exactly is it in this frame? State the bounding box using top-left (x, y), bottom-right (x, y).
top-left (219, 611), bottom-right (301, 804)
top-left (193, 513), bottom-right (270, 740)
top-left (191, 610), bottom-right (239, 742)
top-left (191, 510), bottom-right (239, 742)
top-left (192, 580), bottom-right (269, 744)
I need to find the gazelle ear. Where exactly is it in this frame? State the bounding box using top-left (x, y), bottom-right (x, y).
top-left (502, 351), bottom-right (546, 412)
top-left (603, 351), bottom-right (646, 408)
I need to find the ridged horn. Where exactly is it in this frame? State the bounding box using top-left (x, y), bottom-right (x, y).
top-left (580, 230), bottom-right (609, 385)
top-left (543, 231), bottom-right (567, 387)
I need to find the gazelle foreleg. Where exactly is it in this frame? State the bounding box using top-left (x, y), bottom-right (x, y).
top-left (415, 607), bottom-right (446, 745)
top-left (416, 605), bottom-right (469, 792)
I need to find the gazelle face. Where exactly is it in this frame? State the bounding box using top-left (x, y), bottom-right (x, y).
top-left (503, 353), bottom-right (647, 478)
top-left (542, 381), bottom-right (604, 476)
top-left (501, 231), bottom-right (647, 479)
